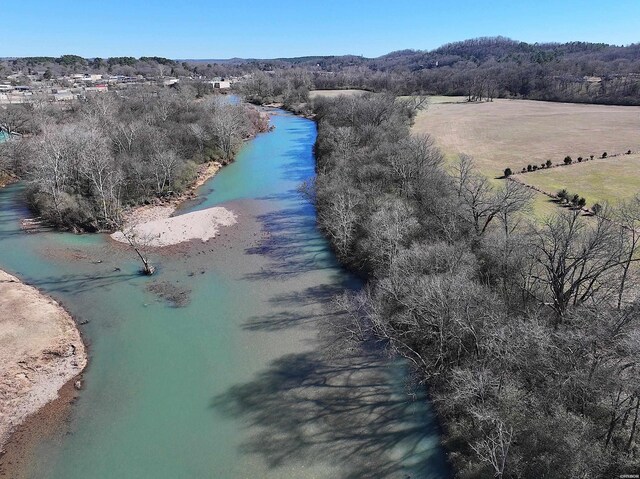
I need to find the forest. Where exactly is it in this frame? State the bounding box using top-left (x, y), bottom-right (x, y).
top-left (227, 37), bottom-right (640, 105)
top-left (310, 92), bottom-right (640, 478)
top-left (0, 88), bottom-right (267, 231)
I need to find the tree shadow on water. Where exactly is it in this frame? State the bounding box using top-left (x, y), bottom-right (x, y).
top-left (20, 270), bottom-right (139, 295)
top-left (244, 203), bottom-right (338, 281)
top-left (212, 344), bottom-right (450, 478)
top-left (242, 282), bottom-right (356, 332)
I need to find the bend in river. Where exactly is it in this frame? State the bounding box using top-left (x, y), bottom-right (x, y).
top-left (0, 109), bottom-right (449, 478)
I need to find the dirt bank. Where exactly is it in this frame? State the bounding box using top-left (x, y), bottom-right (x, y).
top-left (0, 270), bottom-right (87, 454)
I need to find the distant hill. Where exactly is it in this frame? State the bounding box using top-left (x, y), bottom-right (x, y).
top-left (2, 37), bottom-right (639, 104)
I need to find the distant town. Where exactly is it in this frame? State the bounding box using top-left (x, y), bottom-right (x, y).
top-left (0, 59), bottom-right (233, 104)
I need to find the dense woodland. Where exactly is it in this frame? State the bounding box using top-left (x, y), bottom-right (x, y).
top-left (310, 93), bottom-right (640, 478)
top-left (0, 89), bottom-right (267, 231)
top-left (229, 37), bottom-right (640, 105)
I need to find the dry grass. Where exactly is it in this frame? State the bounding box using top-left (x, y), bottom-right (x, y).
top-left (518, 153), bottom-right (640, 207)
top-left (309, 89), bottom-right (368, 99)
top-left (412, 98), bottom-right (640, 179)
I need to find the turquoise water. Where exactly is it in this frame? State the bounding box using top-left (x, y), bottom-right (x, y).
top-left (0, 110), bottom-right (449, 478)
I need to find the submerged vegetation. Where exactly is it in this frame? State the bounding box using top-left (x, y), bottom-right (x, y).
top-left (310, 93), bottom-right (640, 477)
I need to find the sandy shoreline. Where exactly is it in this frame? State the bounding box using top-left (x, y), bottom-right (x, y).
top-left (0, 271), bottom-right (87, 456)
top-left (111, 160), bottom-right (239, 247)
top-left (111, 206), bottom-right (238, 247)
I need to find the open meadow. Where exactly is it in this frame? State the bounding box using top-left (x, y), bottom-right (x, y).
top-left (309, 89), bottom-right (368, 99)
top-left (412, 98), bottom-right (640, 179)
top-left (518, 153), bottom-right (640, 208)
top-left (412, 98), bottom-right (640, 217)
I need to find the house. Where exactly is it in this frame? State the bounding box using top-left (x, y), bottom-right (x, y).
top-left (84, 84), bottom-right (108, 93)
top-left (209, 80), bottom-right (231, 89)
top-left (162, 78), bottom-right (179, 87)
top-left (53, 91), bottom-right (75, 102)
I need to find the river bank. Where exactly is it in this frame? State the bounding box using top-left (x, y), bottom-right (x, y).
top-left (0, 108), bottom-right (447, 478)
top-left (0, 271), bottom-right (87, 457)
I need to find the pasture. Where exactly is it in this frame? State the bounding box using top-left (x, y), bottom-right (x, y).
top-left (412, 98), bottom-right (640, 179)
top-left (309, 89), bottom-right (368, 99)
top-left (518, 153), bottom-right (640, 208)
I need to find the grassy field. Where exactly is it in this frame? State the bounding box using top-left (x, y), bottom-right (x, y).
top-left (310, 91), bottom-right (468, 104)
top-left (412, 98), bottom-right (640, 179)
top-left (309, 89), bottom-right (368, 99)
top-left (518, 153), bottom-right (640, 208)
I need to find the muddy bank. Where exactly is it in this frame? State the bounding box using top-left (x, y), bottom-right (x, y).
top-left (0, 270), bottom-right (87, 454)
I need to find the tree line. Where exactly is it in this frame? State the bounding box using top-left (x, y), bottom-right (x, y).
top-left (231, 37), bottom-right (640, 106)
top-left (311, 92), bottom-right (640, 477)
top-left (0, 87), bottom-right (268, 231)
top-left (6, 37), bottom-right (640, 105)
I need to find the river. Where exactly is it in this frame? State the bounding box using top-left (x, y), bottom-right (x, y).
top-left (0, 109), bottom-right (449, 478)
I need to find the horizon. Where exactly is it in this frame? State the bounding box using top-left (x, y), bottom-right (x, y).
top-left (1, 0), bottom-right (639, 59)
top-left (1, 35), bottom-right (638, 64)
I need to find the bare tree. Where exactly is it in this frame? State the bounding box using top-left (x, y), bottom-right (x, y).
top-left (527, 211), bottom-right (636, 323)
top-left (0, 104), bottom-right (34, 136)
top-left (470, 418), bottom-right (513, 478)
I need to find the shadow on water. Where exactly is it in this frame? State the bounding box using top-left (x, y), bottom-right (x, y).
top-left (244, 200), bottom-right (336, 281)
top-left (212, 342), bottom-right (447, 479)
top-left (13, 270), bottom-right (139, 295)
top-left (242, 283), bottom-right (351, 332)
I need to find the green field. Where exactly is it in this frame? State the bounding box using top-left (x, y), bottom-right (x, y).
top-left (412, 98), bottom-right (640, 179)
top-left (412, 98), bottom-right (640, 217)
top-left (518, 154), bottom-right (640, 208)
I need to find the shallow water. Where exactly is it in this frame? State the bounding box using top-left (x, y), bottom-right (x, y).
top-left (0, 110), bottom-right (449, 478)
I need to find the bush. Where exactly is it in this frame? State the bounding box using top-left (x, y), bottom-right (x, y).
top-left (627, 150), bottom-right (632, 155)
top-left (577, 197), bottom-right (586, 208)
top-left (521, 167), bottom-right (526, 173)
top-left (564, 156), bottom-right (572, 165)
top-left (602, 152), bottom-right (608, 158)
top-left (557, 189), bottom-right (568, 201)
top-left (533, 165), bottom-right (538, 170)
top-left (527, 164), bottom-right (532, 172)
top-left (546, 159), bottom-right (552, 167)
top-left (577, 156), bottom-right (583, 162)
top-left (504, 167), bottom-right (512, 177)
top-left (592, 203), bottom-right (602, 215)
top-left (590, 155), bottom-right (594, 160)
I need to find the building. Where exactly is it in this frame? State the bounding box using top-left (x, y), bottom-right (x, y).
top-left (162, 78), bottom-right (179, 87)
top-left (209, 80), bottom-right (231, 89)
top-left (84, 84), bottom-right (108, 94)
top-left (53, 91), bottom-right (75, 102)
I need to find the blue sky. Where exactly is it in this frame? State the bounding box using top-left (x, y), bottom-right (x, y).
top-left (1, 0), bottom-right (639, 59)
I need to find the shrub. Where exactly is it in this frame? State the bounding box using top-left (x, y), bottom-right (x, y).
top-left (504, 167), bottom-right (512, 177)
top-left (577, 156), bottom-right (583, 162)
top-left (527, 164), bottom-right (532, 172)
top-left (564, 156), bottom-right (572, 165)
top-left (627, 150), bottom-right (632, 155)
top-left (546, 159), bottom-right (552, 167)
top-left (592, 203), bottom-right (602, 215)
top-left (602, 152), bottom-right (608, 158)
top-left (533, 165), bottom-right (538, 170)
top-left (590, 155), bottom-right (594, 160)
top-left (577, 197), bottom-right (586, 208)
top-left (521, 167), bottom-right (526, 173)
top-left (557, 189), bottom-right (569, 201)
top-left (571, 194), bottom-right (580, 205)
top-left (541, 163), bottom-right (545, 168)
